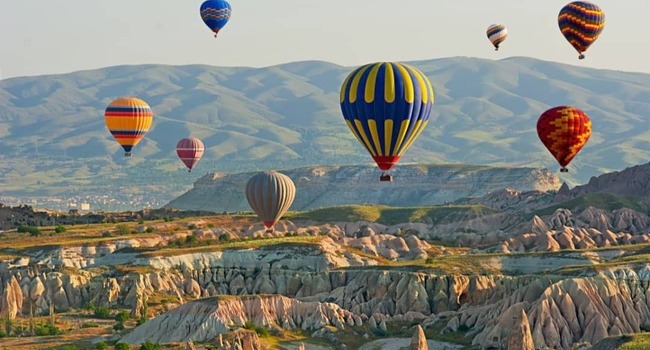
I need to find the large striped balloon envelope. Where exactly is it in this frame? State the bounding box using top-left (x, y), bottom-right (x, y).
top-left (558, 1), bottom-right (605, 59)
top-left (176, 137), bottom-right (205, 172)
top-left (104, 97), bottom-right (153, 157)
top-left (245, 171), bottom-right (296, 231)
top-left (536, 106), bottom-right (592, 173)
top-left (486, 24), bottom-right (508, 51)
top-left (340, 62), bottom-right (434, 181)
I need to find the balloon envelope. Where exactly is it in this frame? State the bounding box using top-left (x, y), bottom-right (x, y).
top-left (200, 0), bottom-right (232, 36)
top-left (486, 24), bottom-right (508, 50)
top-left (104, 97), bottom-right (153, 157)
top-left (558, 1), bottom-right (605, 59)
top-left (177, 137), bottom-right (205, 172)
top-left (339, 62), bottom-right (434, 173)
top-left (245, 171), bottom-right (296, 229)
top-left (537, 106), bottom-right (592, 172)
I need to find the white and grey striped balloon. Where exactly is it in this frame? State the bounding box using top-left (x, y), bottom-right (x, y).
top-left (245, 171), bottom-right (296, 230)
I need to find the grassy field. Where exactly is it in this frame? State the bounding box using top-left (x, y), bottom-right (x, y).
top-left (288, 204), bottom-right (497, 226)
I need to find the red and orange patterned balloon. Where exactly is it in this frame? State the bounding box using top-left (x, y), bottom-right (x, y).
top-left (537, 106), bottom-right (592, 172)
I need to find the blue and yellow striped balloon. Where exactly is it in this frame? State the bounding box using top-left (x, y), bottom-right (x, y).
top-left (558, 1), bottom-right (605, 60)
top-left (340, 62), bottom-right (434, 174)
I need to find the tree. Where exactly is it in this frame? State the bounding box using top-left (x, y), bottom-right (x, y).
top-left (54, 225), bottom-right (67, 233)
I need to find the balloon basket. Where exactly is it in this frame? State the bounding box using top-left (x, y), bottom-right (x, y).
top-left (124, 152), bottom-right (132, 157)
top-left (578, 54), bottom-right (585, 60)
top-left (560, 168), bottom-right (569, 173)
top-left (380, 173), bottom-right (393, 182)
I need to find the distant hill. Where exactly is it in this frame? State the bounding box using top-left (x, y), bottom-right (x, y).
top-left (165, 164), bottom-right (561, 212)
top-left (1, 57), bottom-right (649, 210)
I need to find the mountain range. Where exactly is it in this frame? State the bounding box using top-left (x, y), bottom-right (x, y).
top-left (0, 56), bottom-right (648, 210)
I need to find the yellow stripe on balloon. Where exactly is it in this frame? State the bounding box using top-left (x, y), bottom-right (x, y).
top-left (394, 63), bottom-right (414, 103)
top-left (364, 63), bottom-right (382, 103)
top-left (404, 64), bottom-right (428, 104)
top-left (345, 119), bottom-right (372, 154)
top-left (384, 119), bottom-right (394, 156)
top-left (340, 71), bottom-right (354, 104)
top-left (354, 119), bottom-right (377, 156)
top-left (398, 120), bottom-right (427, 156)
top-left (349, 65), bottom-right (371, 103)
top-left (367, 119), bottom-right (383, 156)
top-left (393, 119), bottom-right (411, 153)
top-left (384, 63), bottom-right (395, 103)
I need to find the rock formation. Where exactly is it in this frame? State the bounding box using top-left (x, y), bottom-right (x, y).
top-left (120, 295), bottom-right (360, 344)
top-left (554, 162), bottom-right (650, 202)
top-left (166, 164), bottom-right (561, 212)
top-left (410, 325), bottom-right (429, 350)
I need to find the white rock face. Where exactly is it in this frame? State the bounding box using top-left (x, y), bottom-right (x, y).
top-left (120, 295), bottom-right (360, 344)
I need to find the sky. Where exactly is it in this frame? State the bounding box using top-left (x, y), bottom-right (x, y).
top-left (1, 0), bottom-right (649, 80)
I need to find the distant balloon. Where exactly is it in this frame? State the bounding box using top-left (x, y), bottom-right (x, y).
top-left (104, 97), bottom-right (153, 157)
top-left (245, 171), bottom-right (296, 231)
top-left (200, 0), bottom-right (232, 38)
top-left (176, 137), bottom-right (205, 172)
top-left (537, 106), bottom-right (592, 173)
top-left (486, 24), bottom-right (508, 51)
top-left (340, 62), bottom-right (434, 182)
top-left (558, 1), bottom-right (605, 60)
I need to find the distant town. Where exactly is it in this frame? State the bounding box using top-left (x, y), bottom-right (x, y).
top-left (0, 193), bottom-right (169, 213)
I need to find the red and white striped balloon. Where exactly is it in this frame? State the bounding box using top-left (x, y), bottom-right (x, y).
top-left (176, 137), bottom-right (205, 172)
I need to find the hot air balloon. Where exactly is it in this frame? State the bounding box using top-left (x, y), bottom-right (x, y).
top-left (537, 106), bottom-right (592, 172)
top-left (104, 97), bottom-right (153, 157)
top-left (176, 137), bottom-right (205, 172)
top-left (200, 0), bottom-right (232, 38)
top-left (245, 171), bottom-right (296, 232)
top-left (340, 62), bottom-right (434, 182)
top-left (486, 24), bottom-right (508, 51)
top-left (558, 1), bottom-right (605, 60)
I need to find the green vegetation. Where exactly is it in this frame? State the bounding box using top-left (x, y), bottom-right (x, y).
top-left (114, 343), bottom-right (131, 350)
top-left (54, 224), bottom-right (67, 233)
top-left (618, 333), bottom-right (650, 349)
top-left (244, 322), bottom-right (270, 337)
top-left (289, 204), bottom-right (497, 225)
top-left (17, 225), bottom-right (42, 236)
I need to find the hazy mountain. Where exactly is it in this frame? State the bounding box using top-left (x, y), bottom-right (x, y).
top-left (0, 57), bottom-right (648, 209)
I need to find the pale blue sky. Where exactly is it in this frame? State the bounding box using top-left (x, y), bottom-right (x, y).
top-left (1, 0), bottom-right (649, 79)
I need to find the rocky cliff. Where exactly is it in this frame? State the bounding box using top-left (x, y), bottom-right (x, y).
top-left (165, 164), bottom-right (561, 212)
top-left (554, 162), bottom-right (650, 202)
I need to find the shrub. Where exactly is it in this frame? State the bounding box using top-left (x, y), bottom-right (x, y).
top-left (114, 343), bottom-right (131, 350)
top-left (54, 225), bottom-right (67, 233)
top-left (425, 257), bottom-right (435, 264)
top-left (34, 323), bottom-right (61, 336)
top-left (138, 220), bottom-right (144, 224)
top-left (95, 342), bottom-right (108, 350)
top-left (145, 227), bottom-right (155, 233)
top-left (17, 225), bottom-right (41, 236)
top-left (188, 224), bottom-right (197, 230)
top-left (113, 322), bottom-right (125, 331)
top-left (115, 311), bottom-right (130, 323)
top-left (94, 307), bottom-right (111, 319)
top-left (115, 224), bottom-right (130, 235)
top-left (139, 341), bottom-right (161, 350)
top-left (81, 322), bottom-right (99, 328)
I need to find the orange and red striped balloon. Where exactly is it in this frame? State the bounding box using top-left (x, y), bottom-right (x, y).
top-left (537, 106), bottom-right (592, 172)
top-left (104, 97), bottom-right (153, 157)
top-left (176, 137), bottom-right (205, 172)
